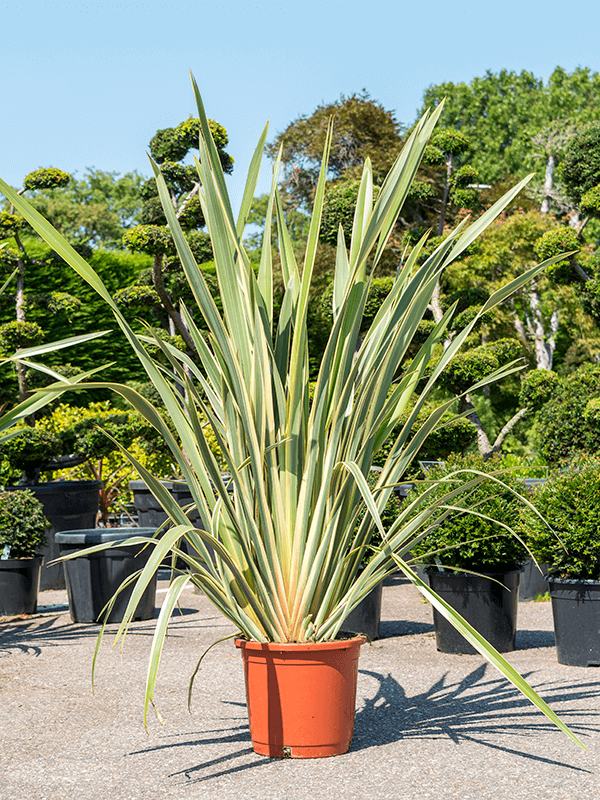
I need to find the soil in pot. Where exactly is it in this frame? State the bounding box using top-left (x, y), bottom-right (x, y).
top-left (548, 577), bottom-right (600, 667)
top-left (235, 635), bottom-right (366, 758)
top-left (0, 557), bottom-right (43, 616)
top-left (428, 569), bottom-right (522, 654)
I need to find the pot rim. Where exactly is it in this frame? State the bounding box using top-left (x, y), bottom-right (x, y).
top-left (235, 634), bottom-right (367, 651)
top-left (547, 575), bottom-right (600, 586)
top-left (425, 566), bottom-right (524, 577)
top-left (0, 556), bottom-right (43, 566)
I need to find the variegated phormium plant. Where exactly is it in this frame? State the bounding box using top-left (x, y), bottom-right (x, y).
top-left (0, 77), bottom-right (584, 748)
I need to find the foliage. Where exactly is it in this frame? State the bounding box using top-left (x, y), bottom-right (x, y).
top-left (419, 67), bottom-right (600, 183)
top-left (561, 122), bottom-right (600, 204)
top-left (519, 369), bottom-right (560, 411)
top-left (438, 338), bottom-right (522, 396)
top-left (23, 169), bottom-right (145, 249)
top-left (535, 228), bottom-right (580, 281)
top-left (0, 489), bottom-right (48, 558)
top-left (0, 212), bottom-right (25, 238)
top-left (430, 129), bottom-right (469, 156)
top-left (580, 185), bottom-right (600, 216)
top-left (267, 91), bottom-right (403, 209)
top-left (410, 453), bottom-right (529, 571)
top-left (150, 118), bottom-right (233, 173)
top-left (0, 321), bottom-right (44, 352)
top-left (521, 457), bottom-right (600, 579)
top-left (34, 401), bottom-right (177, 523)
top-left (1, 82), bottom-right (583, 747)
top-left (0, 427), bottom-right (61, 482)
top-left (371, 403), bottom-right (476, 471)
top-left (123, 224), bottom-right (175, 256)
top-left (23, 168), bottom-right (70, 191)
top-left (534, 363), bottom-right (600, 462)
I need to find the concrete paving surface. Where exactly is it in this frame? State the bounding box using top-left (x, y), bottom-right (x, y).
top-left (1, 574), bottom-right (599, 800)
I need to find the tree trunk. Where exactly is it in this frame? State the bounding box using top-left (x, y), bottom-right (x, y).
top-left (151, 254), bottom-right (195, 351)
top-left (540, 154), bottom-right (555, 215)
top-left (527, 288), bottom-right (558, 371)
top-left (437, 155), bottom-right (453, 236)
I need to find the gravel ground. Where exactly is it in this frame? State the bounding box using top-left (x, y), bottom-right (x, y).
top-left (0, 575), bottom-right (598, 800)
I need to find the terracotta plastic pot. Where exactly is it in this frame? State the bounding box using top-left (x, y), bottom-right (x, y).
top-left (235, 636), bottom-right (366, 758)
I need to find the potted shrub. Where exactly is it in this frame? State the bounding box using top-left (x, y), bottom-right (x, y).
top-left (409, 453), bottom-right (531, 653)
top-left (1, 80), bottom-right (584, 753)
top-left (0, 488), bottom-right (49, 615)
top-left (521, 457), bottom-right (600, 666)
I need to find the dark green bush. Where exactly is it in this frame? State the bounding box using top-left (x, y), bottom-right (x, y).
top-left (123, 225), bottom-right (175, 256)
top-left (410, 452), bottom-right (529, 572)
top-left (0, 489), bottom-right (48, 558)
top-left (0, 429), bottom-right (61, 481)
top-left (22, 168), bottom-right (70, 191)
top-left (535, 363), bottom-right (600, 463)
top-left (521, 458), bottom-right (600, 579)
top-left (519, 369), bottom-right (559, 412)
top-left (372, 404), bottom-right (476, 470)
top-left (0, 320), bottom-right (44, 351)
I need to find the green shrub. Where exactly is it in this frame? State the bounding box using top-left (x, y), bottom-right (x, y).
top-left (0, 428), bottom-right (61, 482)
top-left (0, 489), bottom-right (48, 558)
top-left (521, 458), bottom-right (600, 579)
top-left (535, 363), bottom-right (600, 462)
top-left (519, 369), bottom-right (559, 412)
top-left (410, 452), bottom-right (529, 572)
top-left (372, 404), bottom-right (476, 470)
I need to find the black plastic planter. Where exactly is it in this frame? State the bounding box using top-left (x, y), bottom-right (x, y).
top-left (0, 557), bottom-right (42, 616)
top-left (428, 569), bottom-right (522, 654)
top-left (342, 580), bottom-right (383, 640)
top-left (55, 528), bottom-right (158, 623)
top-left (548, 577), bottom-right (600, 667)
top-left (6, 481), bottom-right (101, 591)
top-left (129, 480), bottom-right (203, 528)
top-left (518, 557), bottom-right (549, 601)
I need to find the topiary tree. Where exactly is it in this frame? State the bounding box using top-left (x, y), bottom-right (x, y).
top-left (0, 169), bottom-right (82, 407)
top-left (422, 128), bottom-right (483, 235)
top-left (118, 118), bottom-right (231, 348)
top-left (0, 401), bottom-right (169, 491)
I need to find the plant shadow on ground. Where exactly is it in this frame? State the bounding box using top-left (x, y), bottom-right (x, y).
top-left (131, 665), bottom-right (600, 783)
top-left (0, 611), bottom-right (224, 657)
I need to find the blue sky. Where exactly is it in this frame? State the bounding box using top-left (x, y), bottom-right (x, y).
top-left (2, 1), bottom-right (600, 213)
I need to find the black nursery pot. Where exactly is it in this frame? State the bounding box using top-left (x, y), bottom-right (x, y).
top-left (342, 579), bottom-right (383, 640)
top-left (55, 528), bottom-right (158, 624)
top-left (0, 557), bottom-right (43, 616)
top-left (548, 577), bottom-right (600, 667)
top-left (6, 480), bottom-right (101, 591)
top-left (427, 569), bottom-right (522, 655)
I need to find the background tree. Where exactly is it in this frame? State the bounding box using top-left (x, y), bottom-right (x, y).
top-left (118, 117), bottom-right (232, 349)
top-left (267, 92), bottom-right (403, 215)
top-left (17, 168), bottom-right (145, 249)
top-left (0, 168), bottom-right (83, 406)
top-left (419, 67), bottom-right (600, 209)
